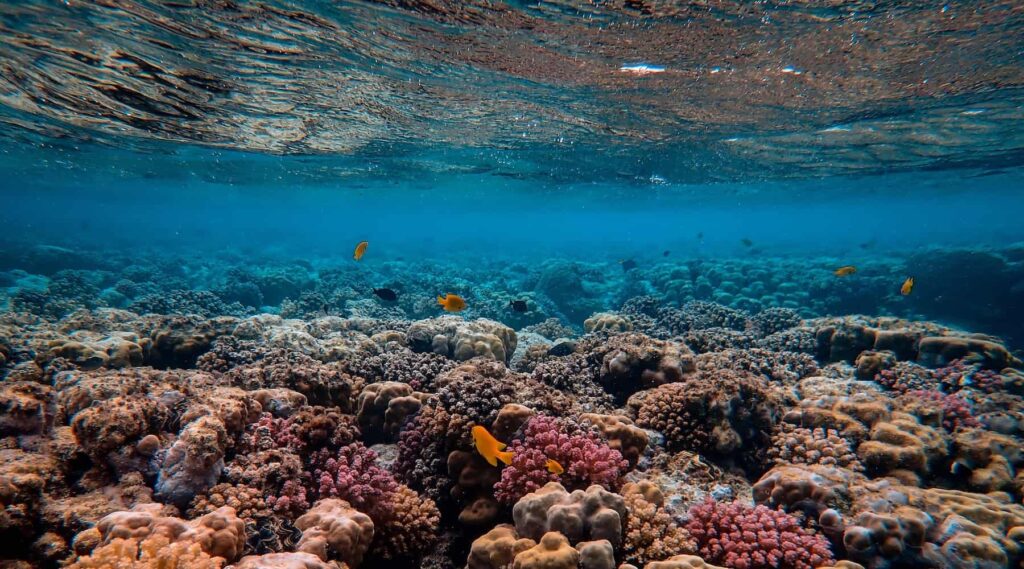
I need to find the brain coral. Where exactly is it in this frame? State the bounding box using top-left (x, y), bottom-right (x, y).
top-left (407, 317), bottom-right (517, 364)
top-left (82, 503), bottom-right (246, 563)
top-left (467, 524), bottom-right (536, 569)
top-left (294, 498), bottom-right (374, 567)
top-left (68, 535), bottom-right (223, 569)
top-left (512, 482), bottom-right (627, 549)
top-left (584, 312), bottom-right (634, 334)
top-left (512, 532), bottom-right (579, 569)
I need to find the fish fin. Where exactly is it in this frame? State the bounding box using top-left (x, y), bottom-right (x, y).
top-left (437, 295), bottom-right (445, 305)
top-left (482, 453), bottom-right (498, 467)
top-left (495, 441), bottom-right (507, 451)
top-left (496, 451), bottom-right (514, 466)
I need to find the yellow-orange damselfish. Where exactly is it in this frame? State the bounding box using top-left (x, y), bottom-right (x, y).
top-left (546, 458), bottom-right (564, 475)
top-left (437, 293), bottom-right (467, 312)
top-left (901, 277), bottom-right (915, 296)
top-left (471, 425), bottom-right (513, 467)
top-left (834, 265), bottom-right (857, 277)
top-left (353, 241), bottom-right (368, 261)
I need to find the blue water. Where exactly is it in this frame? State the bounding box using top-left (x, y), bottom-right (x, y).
top-left (3, 2), bottom-right (1024, 567)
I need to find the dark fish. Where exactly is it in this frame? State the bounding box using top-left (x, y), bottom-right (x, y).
top-left (373, 288), bottom-right (398, 301)
top-left (663, 250), bottom-right (670, 257)
top-left (509, 300), bottom-right (528, 313)
top-left (697, 232), bottom-right (703, 240)
top-left (741, 238), bottom-right (754, 247)
top-left (547, 340), bottom-right (577, 357)
top-left (859, 239), bottom-right (877, 250)
top-left (621, 259), bottom-right (638, 272)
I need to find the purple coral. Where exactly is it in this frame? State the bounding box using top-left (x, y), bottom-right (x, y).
top-left (874, 361), bottom-right (939, 393)
top-left (905, 390), bottom-right (980, 432)
top-left (311, 443), bottom-right (399, 516)
top-left (494, 415), bottom-right (626, 503)
top-left (241, 413), bottom-right (302, 453)
top-left (934, 358), bottom-right (1004, 393)
top-left (686, 499), bottom-right (834, 569)
top-left (266, 479), bottom-right (309, 516)
top-left (268, 442), bottom-right (400, 521)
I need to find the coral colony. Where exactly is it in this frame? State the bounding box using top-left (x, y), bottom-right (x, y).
top-left (2, 248), bottom-right (1024, 569)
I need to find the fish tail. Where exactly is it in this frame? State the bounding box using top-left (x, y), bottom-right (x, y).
top-left (496, 450), bottom-right (514, 466)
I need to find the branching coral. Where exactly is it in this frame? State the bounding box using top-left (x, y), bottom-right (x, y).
top-left (494, 415), bottom-right (627, 504)
top-left (371, 484), bottom-right (440, 561)
top-left (307, 443), bottom-right (399, 519)
top-left (686, 499), bottom-right (834, 569)
top-left (622, 481), bottom-right (695, 566)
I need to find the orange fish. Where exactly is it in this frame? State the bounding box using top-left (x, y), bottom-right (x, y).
top-left (353, 241), bottom-right (368, 261)
top-left (834, 266), bottom-right (857, 277)
top-left (546, 458), bottom-right (564, 475)
top-left (437, 293), bottom-right (467, 312)
top-left (901, 277), bottom-right (915, 296)
top-left (471, 425), bottom-right (513, 467)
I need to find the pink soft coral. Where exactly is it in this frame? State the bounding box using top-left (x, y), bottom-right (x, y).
top-left (494, 415), bottom-right (626, 503)
top-left (686, 499), bottom-right (833, 569)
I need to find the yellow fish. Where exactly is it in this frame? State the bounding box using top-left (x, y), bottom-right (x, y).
top-left (353, 241), bottom-right (368, 261)
top-left (437, 293), bottom-right (467, 312)
top-left (901, 276), bottom-right (915, 296)
top-left (546, 458), bottom-right (564, 475)
top-left (834, 266), bottom-right (857, 277)
top-left (471, 425), bottom-right (513, 467)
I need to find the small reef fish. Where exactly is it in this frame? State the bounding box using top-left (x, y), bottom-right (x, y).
top-left (901, 277), bottom-right (915, 296)
top-left (620, 259), bottom-right (638, 272)
top-left (509, 300), bottom-right (528, 313)
top-left (353, 241), bottom-right (368, 261)
top-left (741, 238), bottom-right (753, 247)
top-left (663, 250), bottom-right (670, 257)
top-left (546, 458), bottom-right (564, 475)
top-left (471, 425), bottom-right (513, 467)
top-left (437, 293), bottom-right (467, 312)
top-left (834, 266), bottom-right (857, 277)
top-left (373, 288), bottom-right (397, 301)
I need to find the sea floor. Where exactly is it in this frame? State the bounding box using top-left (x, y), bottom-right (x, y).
top-left (1, 243), bottom-right (1023, 569)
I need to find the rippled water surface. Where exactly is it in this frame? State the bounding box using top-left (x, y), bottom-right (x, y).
top-left (1, 0), bottom-right (1022, 184)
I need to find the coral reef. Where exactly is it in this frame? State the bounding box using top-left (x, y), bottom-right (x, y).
top-left (2, 249), bottom-right (1024, 569)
